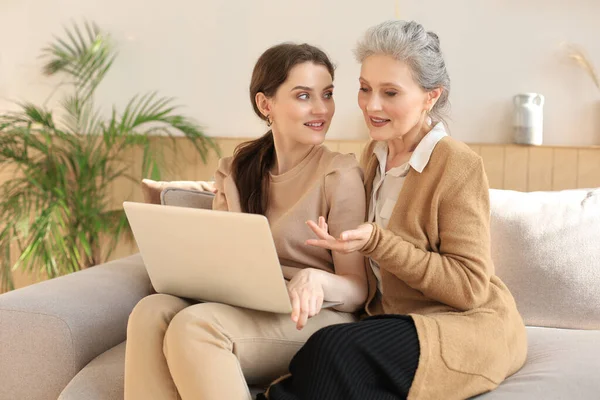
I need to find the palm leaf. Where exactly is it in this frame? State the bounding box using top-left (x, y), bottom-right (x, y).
top-left (116, 93), bottom-right (219, 166)
top-left (60, 94), bottom-right (103, 135)
top-left (42, 21), bottom-right (116, 102)
top-left (102, 209), bottom-right (132, 261)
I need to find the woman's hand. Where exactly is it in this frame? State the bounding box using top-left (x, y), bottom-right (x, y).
top-left (305, 216), bottom-right (374, 254)
top-left (286, 268), bottom-right (325, 330)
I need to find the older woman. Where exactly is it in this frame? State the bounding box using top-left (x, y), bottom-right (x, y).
top-left (261, 20), bottom-right (527, 400)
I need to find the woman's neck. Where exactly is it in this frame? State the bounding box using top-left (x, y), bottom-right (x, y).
top-left (386, 120), bottom-right (433, 170)
top-left (271, 133), bottom-right (315, 175)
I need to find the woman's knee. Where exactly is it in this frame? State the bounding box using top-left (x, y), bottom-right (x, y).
top-left (300, 323), bottom-right (355, 358)
top-left (313, 322), bottom-right (355, 342)
top-left (128, 293), bottom-right (191, 332)
top-left (164, 302), bottom-right (234, 351)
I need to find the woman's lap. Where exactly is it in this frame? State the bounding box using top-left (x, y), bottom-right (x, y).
top-left (261, 314), bottom-right (420, 400)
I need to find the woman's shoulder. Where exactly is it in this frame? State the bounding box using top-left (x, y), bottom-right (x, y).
top-left (426, 137), bottom-right (486, 189)
top-left (215, 156), bottom-right (234, 178)
top-left (431, 136), bottom-right (482, 170)
top-left (318, 145), bottom-right (362, 173)
top-left (317, 147), bottom-right (365, 204)
top-left (317, 147), bottom-right (365, 199)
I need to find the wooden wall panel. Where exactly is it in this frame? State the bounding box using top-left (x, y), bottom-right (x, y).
top-left (337, 141), bottom-right (368, 161)
top-left (322, 140), bottom-right (339, 152)
top-left (577, 149), bottom-right (600, 189)
top-left (503, 147), bottom-right (528, 191)
top-left (552, 149), bottom-right (579, 190)
top-left (527, 147), bottom-right (554, 192)
top-left (480, 146), bottom-right (505, 189)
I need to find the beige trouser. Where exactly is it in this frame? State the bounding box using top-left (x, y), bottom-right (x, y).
top-left (124, 293), bottom-right (356, 400)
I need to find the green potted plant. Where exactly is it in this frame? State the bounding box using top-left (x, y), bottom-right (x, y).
top-left (0, 21), bottom-right (219, 291)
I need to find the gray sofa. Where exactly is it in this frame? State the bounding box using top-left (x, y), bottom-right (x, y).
top-left (1, 187), bottom-right (599, 400)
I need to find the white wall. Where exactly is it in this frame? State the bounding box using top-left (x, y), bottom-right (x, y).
top-left (1, 0), bottom-right (599, 145)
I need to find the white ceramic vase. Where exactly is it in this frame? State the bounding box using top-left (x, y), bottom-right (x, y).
top-left (513, 93), bottom-right (544, 145)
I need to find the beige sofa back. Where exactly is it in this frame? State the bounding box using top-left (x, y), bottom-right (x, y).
top-left (489, 188), bottom-right (600, 330)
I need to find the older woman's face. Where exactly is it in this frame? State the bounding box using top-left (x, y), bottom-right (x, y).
top-left (357, 54), bottom-right (430, 141)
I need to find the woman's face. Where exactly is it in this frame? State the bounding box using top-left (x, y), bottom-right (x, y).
top-left (263, 62), bottom-right (335, 146)
top-left (357, 54), bottom-right (432, 142)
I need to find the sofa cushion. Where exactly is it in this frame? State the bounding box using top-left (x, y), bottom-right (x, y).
top-left (473, 326), bottom-right (600, 399)
top-left (161, 187), bottom-right (215, 209)
top-left (489, 188), bottom-right (600, 329)
top-left (57, 340), bottom-right (264, 399)
top-left (141, 179), bottom-right (214, 205)
top-left (58, 341), bottom-right (127, 400)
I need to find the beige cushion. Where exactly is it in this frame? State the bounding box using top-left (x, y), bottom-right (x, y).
top-left (58, 342), bottom-right (127, 400)
top-left (161, 188), bottom-right (215, 209)
top-left (474, 327), bottom-right (600, 399)
top-left (489, 188), bottom-right (600, 329)
top-left (57, 340), bottom-right (264, 400)
top-left (141, 180), bottom-right (214, 205)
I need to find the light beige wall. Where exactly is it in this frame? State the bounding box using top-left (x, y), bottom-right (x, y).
top-left (1, 0), bottom-right (599, 145)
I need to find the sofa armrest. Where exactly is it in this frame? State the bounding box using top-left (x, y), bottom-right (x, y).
top-left (0, 254), bottom-right (152, 400)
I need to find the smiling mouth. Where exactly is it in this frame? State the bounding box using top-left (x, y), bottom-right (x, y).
top-left (370, 117), bottom-right (391, 124)
top-left (304, 120), bottom-right (326, 131)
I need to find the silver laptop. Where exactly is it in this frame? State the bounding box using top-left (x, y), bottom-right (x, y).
top-left (123, 201), bottom-right (342, 314)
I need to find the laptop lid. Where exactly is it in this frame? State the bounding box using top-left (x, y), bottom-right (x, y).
top-left (123, 201), bottom-right (293, 313)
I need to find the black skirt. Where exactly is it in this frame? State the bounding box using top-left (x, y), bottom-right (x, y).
top-left (258, 314), bottom-right (420, 400)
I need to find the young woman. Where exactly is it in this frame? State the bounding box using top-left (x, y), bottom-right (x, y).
top-left (124, 43), bottom-right (368, 400)
top-left (262, 20), bottom-right (527, 400)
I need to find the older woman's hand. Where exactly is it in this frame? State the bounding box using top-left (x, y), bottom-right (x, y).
top-left (305, 216), bottom-right (373, 254)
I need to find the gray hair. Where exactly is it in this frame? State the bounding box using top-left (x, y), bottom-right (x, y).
top-left (355, 20), bottom-right (451, 124)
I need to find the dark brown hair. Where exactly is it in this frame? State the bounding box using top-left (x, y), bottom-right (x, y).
top-left (231, 43), bottom-right (335, 215)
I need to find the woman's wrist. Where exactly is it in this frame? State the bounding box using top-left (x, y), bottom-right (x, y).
top-left (304, 268), bottom-right (330, 293)
top-left (282, 265), bottom-right (301, 280)
top-left (359, 222), bottom-right (379, 255)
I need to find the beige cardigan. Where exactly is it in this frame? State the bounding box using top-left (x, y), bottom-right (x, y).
top-left (360, 137), bottom-right (527, 400)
